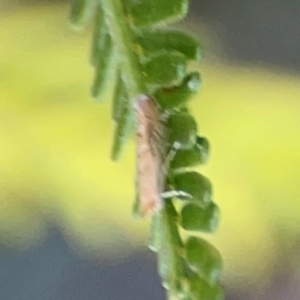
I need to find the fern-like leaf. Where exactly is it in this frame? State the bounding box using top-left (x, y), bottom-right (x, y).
top-left (69, 0), bottom-right (223, 299)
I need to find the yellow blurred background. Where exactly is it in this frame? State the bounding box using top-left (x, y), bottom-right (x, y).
top-left (1, 2), bottom-right (300, 299)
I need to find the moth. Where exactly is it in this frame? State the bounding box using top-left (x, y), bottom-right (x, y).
top-left (134, 95), bottom-right (190, 216)
top-left (134, 95), bottom-right (165, 216)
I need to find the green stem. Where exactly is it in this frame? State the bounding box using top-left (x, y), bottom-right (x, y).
top-left (101, 0), bottom-right (146, 99)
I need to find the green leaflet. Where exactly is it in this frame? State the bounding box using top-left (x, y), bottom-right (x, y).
top-left (155, 72), bottom-right (201, 110)
top-left (173, 172), bottom-right (212, 205)
top-left (127, 0), bottom-right (189, 28)
top-left (186, 237), bottom-right (223, 284)
top-left (142, 51), bottom-right (187, 86)
top-left (135, 30), bottom-right (202, 61)
top-left (111, 93), bottom-right (133, 161)
top-left (167, 112), bottom-right (198, 150)
top-left (181, 202), bottom-right (220, 233)
top-left (90, 4), bottom-right (107, 66)
top-left (132, 195), bottom-right (141, 219)
top-left (112, 71), bottom-right (127, 122)
top-left (91, 32), bottom-right (114, 101)
top-left (171, 136), bottom-right (210, 170)
top-left (149, 212), bottom-right (162, 252)
top-left (69, 0), bottom-right (95, 28)
top-left (187, 273), bottom-right (224, 300)
top-left (157, 201), bottom-right (184, 293)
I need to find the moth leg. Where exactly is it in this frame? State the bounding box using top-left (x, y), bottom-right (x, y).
top-left (161, 190), bottom-right (192, 200)
top-left (160, 110), bottom-right (170, 123)
top-left (165, 141), bottom-right (181, 168)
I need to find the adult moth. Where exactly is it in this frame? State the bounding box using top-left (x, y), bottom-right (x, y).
top-left (134, 95), bottom-right (190, 216)
top-left (134, 95), bottom-right (165, 216)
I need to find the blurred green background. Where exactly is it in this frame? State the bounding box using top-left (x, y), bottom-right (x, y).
top-left (1, 1), bottom-right (300, 299)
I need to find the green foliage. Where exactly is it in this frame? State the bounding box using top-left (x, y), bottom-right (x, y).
top-left (111, 94), bottom-right (133, 160)
top-left (187, 273), bottom-right (224, 300)
top-left (126, 0), bottom-right (189, 27)
top-left (69, 0), bottom-right (95, 28)
top-left (181, 203), bottom-right (220, 232)
top-left (70, 0), bottom-right (222, 299)
top-left (186, 237), bottom-right (223, 284)
top-left (167, 112), bottom-right (198, 149)
top-left (91, 32), bottom-right (114, 99)
top-left (155, 72), bottom-right (201, 110)
top-left (157, 201), bottom-right (184, 291)
top-left (142, 51), bottom-right (187, 86)
top-left (134, 30), bottom-right (202, 60)
top-left (170, 137), bottom-right (209, 169)
top-left (173, 172), bottom-right (212, 204)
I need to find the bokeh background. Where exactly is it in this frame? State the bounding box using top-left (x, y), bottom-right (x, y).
top-left (1, 0), bottom-right (300, 299)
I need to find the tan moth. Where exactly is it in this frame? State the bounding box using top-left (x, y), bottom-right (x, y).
top-left (134, 95), bottom-right (192, 216)
top-left (134, 95), bottom-right (165, 216)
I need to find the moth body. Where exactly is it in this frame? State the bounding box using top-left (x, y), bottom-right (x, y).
top-left (134, 95), bottom-right (165, 216)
